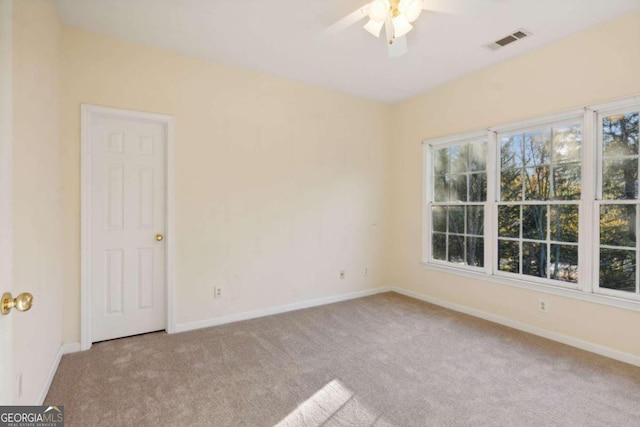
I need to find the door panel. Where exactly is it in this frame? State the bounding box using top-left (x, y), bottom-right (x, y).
top-left (91, 115), bottom-right (166, 342)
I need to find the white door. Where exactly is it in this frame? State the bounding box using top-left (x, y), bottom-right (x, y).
top-left (0, 0), bottom-right (14, 404)
top-left (90, 114), bottom-right (167, 342)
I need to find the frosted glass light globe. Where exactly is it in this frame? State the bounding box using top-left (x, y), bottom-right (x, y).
top-left (369, 0), bottom-right (390, 23)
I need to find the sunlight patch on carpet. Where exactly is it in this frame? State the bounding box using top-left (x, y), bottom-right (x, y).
top-left (275, 379), bottom-right (394, 426)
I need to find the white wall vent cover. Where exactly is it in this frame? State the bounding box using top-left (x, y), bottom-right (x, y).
top-left (484, 29), bottom-right (532, 51)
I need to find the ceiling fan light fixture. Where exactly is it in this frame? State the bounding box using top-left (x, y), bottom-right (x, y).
top-left (363, 19), bottom-right (385, 38)
top-left (405, 0), bottom-right (423, 22)
top-left (397, 0), bottom-right (411, 14)
top-left (368, 0), bottom-right (390, 23)
top-left (392, 14), bottom-right (413, 38)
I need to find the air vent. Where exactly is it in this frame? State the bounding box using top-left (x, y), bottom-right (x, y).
top-left (484, 28), bottom-right (532, 51)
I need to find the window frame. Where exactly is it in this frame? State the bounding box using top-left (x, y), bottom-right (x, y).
top-left (593, 101), bottom-right (640, 302)
top-left (423, 131), bottom-right (489, 275)
top-left (422, 95), bottom-right (640, 313)
top-left (493, 115), bottom-right (584, 290)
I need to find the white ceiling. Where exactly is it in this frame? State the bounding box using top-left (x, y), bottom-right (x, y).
top-left (54, 0), bottom-right (640, 103)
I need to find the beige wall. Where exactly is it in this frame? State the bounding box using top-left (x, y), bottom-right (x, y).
top-left (61, 28), bottom-right (391, 342)
top-left (16, 1), bottom-right (640, 373)
top-left (12, 0), bottom-right (64, 403)
top-left (389, 12), bottom-right (640, 356)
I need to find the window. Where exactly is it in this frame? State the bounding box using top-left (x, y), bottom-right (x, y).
top-left (597, 108), bottom-right (640, 297)
top-left (423, 95), bottom-right (640, 307)
top-left (430, 138), bottom-right (487, 268)
top-left (497, 122), bottom-right (581, 284)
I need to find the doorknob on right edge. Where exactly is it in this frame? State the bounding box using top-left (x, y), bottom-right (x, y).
top-left (155, 233), bottom-right (164, 242)
top-left (1, 292), bottom-right (33, 315)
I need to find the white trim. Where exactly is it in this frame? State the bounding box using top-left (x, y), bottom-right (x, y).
top-left (175, 287), bottom-right (391, 333)
top-left (80, 104), bottom-right (176, 350)
top-left (580, 109), bottom-right (596, 293)
top-left (0, 0), bottom-right (13, 405)
top-left (588, 93), bottom-right (640, 113)
top-left (422, 130), bottom-right (487, 146)
top-left (422, 143), bottom-right (430, 265)
top-left (38, 343), bottom-right (81, 405)
top-left (420, 261), bottom-right (640, 312)
top-left (486, 130), bottom-right (498, 276)
top-left (392, 287), bottom-right (640, 368)
top-left (489, 109), bottom-right (584, 135)
top-left (165, 119), bottom-right (176, 334)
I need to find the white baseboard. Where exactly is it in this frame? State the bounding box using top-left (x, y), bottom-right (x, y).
top-left (392, 286), bottom-right (640, 368)
top-left (38, 343), bottom-right (81, 405)
top-left (175, 287), bottom-right (391, 333)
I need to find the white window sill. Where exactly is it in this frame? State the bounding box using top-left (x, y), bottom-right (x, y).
top-left (421, 261), bottom-right (640, 313)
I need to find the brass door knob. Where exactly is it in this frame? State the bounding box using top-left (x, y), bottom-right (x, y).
top-left (155, 233), bottom-right (164, 242)
top-left (1, 292), bottom-right (33, 315)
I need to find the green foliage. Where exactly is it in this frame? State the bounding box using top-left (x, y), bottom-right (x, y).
top-left (497, 124), bottom-right (583, 282)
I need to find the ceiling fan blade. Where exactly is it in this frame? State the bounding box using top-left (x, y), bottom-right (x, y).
top-left (321, 3), bottom-right (372, 37)
top-left (421, 0), bottom-right (488, 15)
top-left (388, 36), bottom-right (408, 58)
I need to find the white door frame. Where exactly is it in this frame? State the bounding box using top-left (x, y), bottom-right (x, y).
top-left (0, 0), bottom-right (14, 404)
top-left (81, 104), bottom-right (175, 351)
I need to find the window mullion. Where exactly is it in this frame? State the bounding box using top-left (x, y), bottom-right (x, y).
top-left (423, 142), bottom-right (432, 264)
top-left (486, 131), bottom-right (498, 276)
top-left (546, 205), bottom-right (551, 279)
top-left (636, 204), bottom-right (640, 295)
top-left (580, 108), bottom-right (597, 293)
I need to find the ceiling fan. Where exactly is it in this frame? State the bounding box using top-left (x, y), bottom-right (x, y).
top-left (324, 0), bottom-right (483, 58)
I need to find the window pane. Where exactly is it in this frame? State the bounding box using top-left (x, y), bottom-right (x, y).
top-left (451, 145), bottom-right (468, 173)
top-left (524, 129), bottom-right (551, 166)
top-left (602, 158), bottom-right (638, 200)
top-left (523, 242), bottom-right (547, 278)
top-left (470, 142), bottom-right (486, 171)
top-left (498, 205), bottom-right (520, 238)
top-left (467, 206), bottom-right (484, 236)
top-left (432, 206), bottom-right (446, 232)
top-left (450, 174), bottom-right (468, 202)
top-left (550, 245), bottom-right (578, 283)
top-left (448, 206), bottom-right (464, 234)
top-left (466, 237), bottom-right (484, 267)
top-left (432, 233), bottom-right (446, 260)
top-left (553, 124), bottom-right (582, 163)
top-left (434, 175), bottom-right (450, 202)
top-left (501, 168), bottom-right (522, 201)
top-left (523, 205), bottom-right (547, 240)
top-left (448, 235), bottom-right (465, 264)
top-left (600, 204), bottom-right (636, 247)
top-left (469, 173), bottom-right (487, 202)
top-left (524, 166), bottom-right (550, 200)
top-left (550, 205), bottom-right (578, 243)
top-left (602, 112), bottom-right (639, 157)
top-left (434, 147), bottom-right (449, 175)
top-left (501, 134), bottom-right (523, 169)
top-left (498, 240), bottom-right (519, 273)
top-left (553, 163), bottom-right (581, 200)
top-left (600, 249), bottom-right (636, 292)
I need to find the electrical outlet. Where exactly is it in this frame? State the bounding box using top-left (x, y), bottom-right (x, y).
top-left (214, 287), bottom-right (223, 299)
top-left (16, 372), bottom-right (22, 399)
top-left (364, 267), bottom-right (369, 277)
top-left (538, 299), bottom-right (548, 312)
top-left (340, 270), bottom-right (345, 279)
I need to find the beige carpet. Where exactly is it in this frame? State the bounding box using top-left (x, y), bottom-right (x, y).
top-left (45, 292), bottom-right (640, 426)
